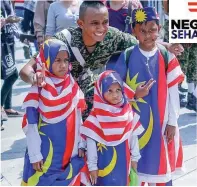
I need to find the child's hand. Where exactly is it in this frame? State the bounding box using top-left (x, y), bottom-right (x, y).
top-left (32, 160), bottom-right (43, 172)
top-left (131, 161), bottom-right (138, 172)
top-left (78, 148), bottom-right (85, 157)
top-left (90, 170), bottom-right (98, 185)
top-left (164, 125), bottom-right (176, 143)
top-left (135, 79), bottom-right (156, 99)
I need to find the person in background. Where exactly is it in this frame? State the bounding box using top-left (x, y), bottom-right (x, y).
top-left (45, 0), bottom-right (80, 39)
top-left (21, 0), bottom-right (37, 34)
top-left (1, 0), bottom-right (23, 130)
top-left (12, 0), bottom-right (24, 18)
top-left (33, 0), bottom-right (55, 48)
top-left (106, 0), bottom-right (142, 33)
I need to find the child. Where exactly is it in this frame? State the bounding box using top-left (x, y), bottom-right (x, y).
top-left (114, 7), bottom-right (185, 185)
top-left (81, 70), bottom-right (144, 186)
top-left (21, 39), bottom-right (89, 186)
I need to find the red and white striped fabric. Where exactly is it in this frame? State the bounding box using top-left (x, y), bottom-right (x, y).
top-left (81, 71), bottom-right (144, 146)
top-left (22, 56), bottom-right (86, 134)
top-left (167, 52), bottom-right (184, 88)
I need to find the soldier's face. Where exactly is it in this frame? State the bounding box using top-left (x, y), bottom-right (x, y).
top-left (133, 21), bottom-right (161, 51)
top-left (77, 7), bottom-right (109, 45)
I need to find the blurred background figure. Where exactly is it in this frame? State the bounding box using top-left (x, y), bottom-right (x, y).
top-left (1, 0), bottom-right (23, 130)
top-left (33, 0), bottom-right (55, 48)
top-left (106, 0), bottom-right (142, 33)
top-left (20, 0), bottom-right (38, 57)
top-left (45, 0), bottom-right (80, 39)
top-left (12, 0), bottom-right (24, 18)
top-left (21, 0), bottom-right (37, 35)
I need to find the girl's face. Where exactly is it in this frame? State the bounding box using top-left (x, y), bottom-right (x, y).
top-left (103, 82), bottom-right (123, 105)
top-left (52, 51), bottom-right (69, 77)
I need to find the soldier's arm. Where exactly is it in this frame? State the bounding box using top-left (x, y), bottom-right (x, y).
top-left (114, 28), bottom-right (138, 51)
top-left (19, 57), bottom-right (37, 84)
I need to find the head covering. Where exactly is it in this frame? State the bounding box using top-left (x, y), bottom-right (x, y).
top-left (132, 7), bottom-right (159, 24)
top-left (81, 70), bottom-right (144, 146)
top-left (100, 71), bottom-right (125, 105)
top-left (39, 39), bottom-right (71, 74)
top-left (22, 39), bottom-right (86, 132)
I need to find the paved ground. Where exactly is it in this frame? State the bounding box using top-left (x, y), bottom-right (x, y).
top-left (1, 41), bottom-right (197, 186)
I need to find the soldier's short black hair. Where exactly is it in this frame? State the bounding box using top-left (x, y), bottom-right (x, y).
top-left (79, 1), bottom-right (106, 20)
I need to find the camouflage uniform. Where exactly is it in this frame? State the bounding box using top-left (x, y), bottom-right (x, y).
top-left (163, 19), bottom-right (169, 43)
top-left (178, 44), bottom-right (197, 84)
top-left (55, 27), bottom-right (137, 120)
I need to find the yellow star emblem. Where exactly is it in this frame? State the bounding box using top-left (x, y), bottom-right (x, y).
top-left (126, 71), bottom-right (147, 112)
top-left (135, 9), bottom-right (147, 23)
top-left (97, 143), bottom-right (107, 154)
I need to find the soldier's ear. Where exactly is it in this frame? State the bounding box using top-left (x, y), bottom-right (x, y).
top-left (77, 19), bottom-right (84, 29)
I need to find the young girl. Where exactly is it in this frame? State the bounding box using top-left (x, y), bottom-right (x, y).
top-left (80, 70), bottom-right (144, 186)
top-left (21, 39), bottom-right (89, 186)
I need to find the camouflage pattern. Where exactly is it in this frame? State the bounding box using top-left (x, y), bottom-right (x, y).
top-left (55, 27), bottom-right (137, 119)
top-left (178, 44), bottom-right (197, 84)
top-left (163, 19), bottom-right (169, 43)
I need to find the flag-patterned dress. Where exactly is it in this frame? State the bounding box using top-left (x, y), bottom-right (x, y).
top-left (114, 45), bottom-right (185, 183)
top-left (21, 39), bottom-right (89, 186)
top-left (81, 70), bottom-right (144, 185)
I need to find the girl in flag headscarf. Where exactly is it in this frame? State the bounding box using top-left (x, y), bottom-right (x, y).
top-left (80, 70), bottom-right (144, 186)
top-left (21, 39), bottom-right (90, 186)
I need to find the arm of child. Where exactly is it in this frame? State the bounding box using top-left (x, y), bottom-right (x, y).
top-left (26, 107), bottom-right (43, 171)
top-left (130, 135), bottom-right (141, 172)
top-left (77, 109), bottom-right (86, 157)
top-left (165, 83), bottom-right (179, 143)
top-left (87, 137), bottom-right (98, 185)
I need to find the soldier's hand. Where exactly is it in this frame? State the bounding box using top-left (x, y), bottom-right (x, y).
top-left (135, 79), bottom-right (156, 99)
top-left (32, 63), bottom-right (46, 87)
top-left (37, 36), bottom-right (44, 48)
top-left (168, 43), bottom-right (184, 56)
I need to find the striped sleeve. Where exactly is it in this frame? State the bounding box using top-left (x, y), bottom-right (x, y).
top-left (167, 52), bottom-right (185, 88)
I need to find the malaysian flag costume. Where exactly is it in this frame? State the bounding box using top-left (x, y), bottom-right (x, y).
top-left (81, 70), bottom-right (144, 186)
top-left (21, 39), bottom-right (89, 186)
top-left (113, 7), bottom-right (185, 185)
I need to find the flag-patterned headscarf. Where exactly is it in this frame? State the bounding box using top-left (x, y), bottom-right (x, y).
top-left (22, 39), bottom-right (86, 133)
top-left (81, 70), bottom-right (144, 146)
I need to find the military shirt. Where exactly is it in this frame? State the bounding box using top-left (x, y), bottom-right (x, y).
top-left (55, 26), bottom-right (138, 119)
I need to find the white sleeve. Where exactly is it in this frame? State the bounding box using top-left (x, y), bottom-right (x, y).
top-left (26, 124), bottom-right (43, 164)
top-left (86, 137), bottom-right (98, 171)
top-left (130, 135), bottom-right (141, 162)
top-left (77, 109), bottom-right (87, 150)
top-left (167, 84), bottom-right (180, 126)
